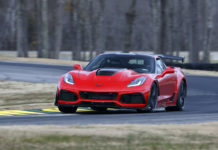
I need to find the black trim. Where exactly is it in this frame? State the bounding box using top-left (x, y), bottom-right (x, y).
top-left (170, 93), bottom-right (176, 102)
top-left (120, 93), bottom-right (145, 104)
top-left (79, 92), bottom-right (118, 100)
top-left (76, 102), bottom-right (119, 108)
top-left (59, 90), bottom-right (78, 101)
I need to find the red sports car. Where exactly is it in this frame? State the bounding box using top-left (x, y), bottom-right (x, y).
top-left (55, 53), bottom-right (187, 113)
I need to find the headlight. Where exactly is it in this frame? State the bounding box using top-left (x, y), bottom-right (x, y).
top-left (64, 73), bottom-right (74, 85)
top-left (127, 77), bottom-right (147, 87)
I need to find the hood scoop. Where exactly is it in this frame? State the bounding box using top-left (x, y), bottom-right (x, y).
top-left (96, 68), bottom-right (123, 76)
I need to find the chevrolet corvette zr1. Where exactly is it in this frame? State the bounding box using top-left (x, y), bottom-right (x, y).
top-left (55, 53), bottom-right (187, 113)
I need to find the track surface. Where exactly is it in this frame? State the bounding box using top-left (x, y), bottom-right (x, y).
top-left (0, 61), bottom-right (218, 125)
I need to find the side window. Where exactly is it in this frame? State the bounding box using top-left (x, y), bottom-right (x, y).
top-left (156, 59), bottom-right (166, 74)
top-left (160, 59), bottom-right (166, 70)
top-left (156, 64), bottom-right (162, 74)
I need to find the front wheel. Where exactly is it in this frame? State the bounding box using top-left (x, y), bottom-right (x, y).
top-left (137, 83), bottom-right (158, 113)
top-left (58, 105), bottom-right (78, 113)
top-left (166, 80), bottom-right (186, 111)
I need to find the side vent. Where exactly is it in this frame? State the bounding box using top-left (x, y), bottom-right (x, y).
top-left (170, 93), bottom-right (176, 102)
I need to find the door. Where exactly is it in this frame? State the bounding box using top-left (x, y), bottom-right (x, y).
top-left (156, 59), bottom-right (177, 106)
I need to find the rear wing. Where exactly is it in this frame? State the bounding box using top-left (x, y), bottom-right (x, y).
top-left (157, 55), bottom-right (185, 63)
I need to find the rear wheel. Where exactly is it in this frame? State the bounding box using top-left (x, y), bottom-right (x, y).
top-left (91, 107), bottom-right (107, 112)
top-left (166, 80), bottom-right (186, 111)
top-left (137, 83), bottom-right (158, 113)
top-left (58, 105), bottom-right (78, 113)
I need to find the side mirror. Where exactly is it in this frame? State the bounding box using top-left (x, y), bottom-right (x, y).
top-left (164, 67), bottom-right (175, 74)
top-left (73, 64), bottom-right (82, 70)
top-left (156, 67), bottom-right (175, 79)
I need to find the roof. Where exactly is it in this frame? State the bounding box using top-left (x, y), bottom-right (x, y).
top-left (102, 52), bottom-right (184, 62)
top-left (102, 52), bottom-right (155, 58)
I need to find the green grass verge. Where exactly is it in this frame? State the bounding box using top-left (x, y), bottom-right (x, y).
top-left (0, 81), bottom-right (56, 110)
top-left (0, 123), bottom-right (218, 150)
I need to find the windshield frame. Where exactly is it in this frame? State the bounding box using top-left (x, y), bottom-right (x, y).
top-left (84, 54), bottom-right (156, 73)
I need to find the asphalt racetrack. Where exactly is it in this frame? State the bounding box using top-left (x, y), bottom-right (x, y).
top-left (0, 61), bottom-right (218, 125)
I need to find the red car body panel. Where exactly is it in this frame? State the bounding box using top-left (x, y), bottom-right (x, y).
top-left (55, 53), bottom-right (187, 110)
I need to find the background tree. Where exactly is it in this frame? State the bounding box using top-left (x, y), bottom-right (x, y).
top-left (124, 0), bottom-right (137, 52)
top-left (47, 0), bottom-right (65, 59)
top-left (189, 0), bottom-right (200, 63)
top-left (16, 0), bottom-right (28, 57)
top-left (0, 0), bottom-right (218, 63)
top-left (36, 0), bottom-right (42, 58)
top-left (95, 0), bottom-right (106, 56)
top-left (151, 0), bottom-right (161, 54)
top-left (66, 0), bottom-right (83, 61)
top-left (0, 0), bottom-right (16, 50)
top-left (159, 0), bottom-right (167, 55)
top-left (41, 0), bottom-right (49, 58)
top-left (202, 0), bottom-right (215, 63)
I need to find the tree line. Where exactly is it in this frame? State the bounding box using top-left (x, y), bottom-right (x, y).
top-left (0, 0), bottom-right (217, 63)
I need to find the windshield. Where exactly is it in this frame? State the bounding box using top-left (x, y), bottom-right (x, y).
top-left (84, 54), bottom-right (155, 73)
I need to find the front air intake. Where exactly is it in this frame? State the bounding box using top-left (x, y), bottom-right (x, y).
top-left (59, 90), bottom-right (78, 101)
top-left (120, 93), bottom-right (145, 104)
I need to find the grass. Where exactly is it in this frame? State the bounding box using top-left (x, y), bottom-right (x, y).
top-left (211, 60), bottom-right (218, 63)
top-left (0, 81), bottom-right (56, 110)
top-left (0, 55), bottom-right (88, 66)
top-left (182, 69), bottom-right (218, 77)
top-left (0, 123), bottom-right (218, 150)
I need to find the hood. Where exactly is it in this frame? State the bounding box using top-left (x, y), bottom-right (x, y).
top-left (71, 68), bottom-right (147, 92)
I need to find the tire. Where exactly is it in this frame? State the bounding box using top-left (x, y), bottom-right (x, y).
top-left (54, 90), bottom-right (59, 106)
top-left (91, 107), bottom-right (107, 112)
top-left (137, 83), bottom-right (158, 113)
top-left (166, 80), bottom-right (186, 111)
top-left (58, 105), bottom-right (78, 113)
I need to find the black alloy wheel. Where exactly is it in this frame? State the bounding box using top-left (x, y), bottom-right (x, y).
top-left (137, 83), bottom-right (158, 113)
top-left (166, 80), bottom-right (186, 111)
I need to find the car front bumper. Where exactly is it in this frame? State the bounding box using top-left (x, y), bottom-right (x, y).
top-left (55, 88), bottom-right (150, 108)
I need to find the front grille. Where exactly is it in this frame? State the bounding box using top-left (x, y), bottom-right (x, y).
top-left (59, 90), bottom-right (78, 101)
top-left (79, 92), bottom-right (118, 100)
top-left (120, 93), bottom-right (145, 104)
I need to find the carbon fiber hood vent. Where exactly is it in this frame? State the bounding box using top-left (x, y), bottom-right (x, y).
top-left (96, 68), bottom-right (124, 76)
